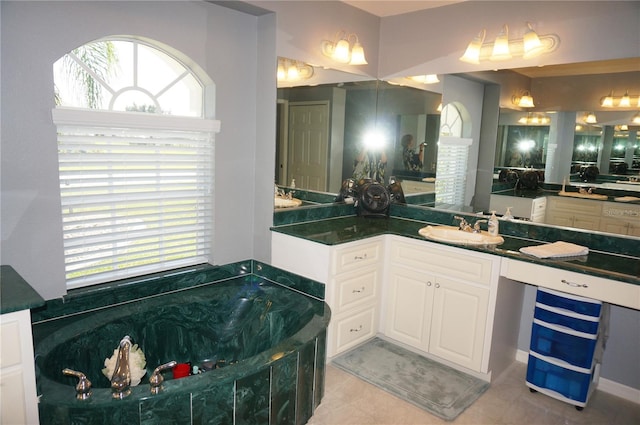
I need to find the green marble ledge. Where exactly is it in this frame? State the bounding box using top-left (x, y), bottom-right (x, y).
top-left (31, 260), bottom-right (325, 324)
top-left (1, 265), bottom-right (45, 314)
top-left (271, 207), bottom-right (639, 286)
top-left (491, 182), bottom-right (640, 204)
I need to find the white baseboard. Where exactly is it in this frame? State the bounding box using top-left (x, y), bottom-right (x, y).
top-left (516, 349), bottom-right (639, 405)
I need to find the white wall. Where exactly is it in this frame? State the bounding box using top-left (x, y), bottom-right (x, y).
top-left (0, 1), bottom-right (268, 299)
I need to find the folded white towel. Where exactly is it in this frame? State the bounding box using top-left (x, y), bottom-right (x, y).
top-left (519, 241), bottom-right (589, 259)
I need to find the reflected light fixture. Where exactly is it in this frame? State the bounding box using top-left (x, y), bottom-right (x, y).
top-left (321, 31), bottom-right (368, 65)
top-left (633, 113), bottom-right (640, 125)
top-left (460, 22), bottom-right (559, 64)
top-left (584, 112), bottom-right (598, 124)
top-left (512, 91), bottom-right (535, 108)
top-left (407, 74), bottom-right (440, 84)
top-left (518, 113), bottom-right (550, 125)
top-left (600, 90), bottom-right (639, 108)
top-left (276, 58), bottom-right (314, 83)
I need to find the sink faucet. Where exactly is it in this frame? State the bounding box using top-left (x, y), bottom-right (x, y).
top-left (473, 219), bottom-right (488, 233)
top-left (111, 336), bottom-right (133, 399)
top-left (453, 216), bottom-right (472, 232)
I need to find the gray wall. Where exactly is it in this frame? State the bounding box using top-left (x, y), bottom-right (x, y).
top-left (0, 1), bottom-right (275, 299)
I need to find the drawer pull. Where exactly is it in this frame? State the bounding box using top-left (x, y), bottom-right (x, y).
top-left (427, 281), bottom-right (432, 287)
top-left (352, 286), bottom-right (365, 294)
top-left (354, 253), bottom-right (368, 260)
top-left (350, 324), bottom-right (363, 333)
top-left (561, 279), bottom-right (588, 288)
top-left (435, 283), bottom-right (440, 289)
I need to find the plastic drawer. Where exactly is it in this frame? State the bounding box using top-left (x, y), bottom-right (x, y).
top-left (534, 305), bottom-right (600, 335)
top-left (536, 289), bottom-right (602, 318)
top-left (530, 322), bottom-right (597, 369)
top-left (526, 354), bottom-right (594, 403)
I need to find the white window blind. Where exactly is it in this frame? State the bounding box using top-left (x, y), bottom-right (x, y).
top-left (53, 108), bottom-right (220, 288)
top-left (436, 137), bottom-right (472, 206)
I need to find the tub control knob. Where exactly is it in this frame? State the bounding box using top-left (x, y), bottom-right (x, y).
top-left (149, 361), bottom-right (177, 395)
top-left (62, 368), bottom-right (92, 400)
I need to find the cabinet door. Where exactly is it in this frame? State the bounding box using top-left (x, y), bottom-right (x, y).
top-left (545, 210), bottom-right (575, 227)
top-left (599, 217), bottom-right (630, 235)
top-left (385, 266), bottom-right (433, 351)
top-left (429, 277), bottom-right (489, 372)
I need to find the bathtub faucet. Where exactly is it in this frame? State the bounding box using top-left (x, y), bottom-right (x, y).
top-left (111, 335), bottom-right (133, 399)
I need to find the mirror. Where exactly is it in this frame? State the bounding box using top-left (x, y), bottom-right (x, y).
top-left (275, 63), bottom-right (442, 208)
top-left (274, 57), bottom-right (640, 239)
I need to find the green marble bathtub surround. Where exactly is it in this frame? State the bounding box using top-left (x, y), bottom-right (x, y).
top-left (252, 261), bottom-right (325, 300)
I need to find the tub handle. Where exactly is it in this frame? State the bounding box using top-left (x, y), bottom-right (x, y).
top-left (62, 368), bottom-right (92, 400)
top-left (149, 361), bottom-right (177, 395)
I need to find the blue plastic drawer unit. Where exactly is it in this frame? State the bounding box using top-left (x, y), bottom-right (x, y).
top-left (527, 352), bottom-right (597, 403)
top-left (526, 288), bottom-right (608, 409)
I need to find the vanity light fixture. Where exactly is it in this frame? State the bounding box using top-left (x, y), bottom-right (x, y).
top-left (407, 74), bottom-right (440, 84)
top-left (321, 31), bottom-right (368, 65)
top-left (600, 90), bottom-right (640, 108)
top-left (277, 58), bottom-right (314, 83)
top-left (512, 91), bottom-right (535, 108)
top-left (459, 22), bottom-right (559, 64)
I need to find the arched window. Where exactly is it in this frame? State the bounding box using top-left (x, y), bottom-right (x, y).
top-left (52, 37), bottom-right (220, 288)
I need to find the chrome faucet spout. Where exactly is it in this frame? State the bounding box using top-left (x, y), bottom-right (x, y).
top-left (473, 219), bottom-right (488, 233)
top-left (111, 335), bottom-right (132, 399)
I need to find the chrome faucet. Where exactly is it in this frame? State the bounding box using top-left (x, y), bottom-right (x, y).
top-left (111, 335), bottom-right (133, 399)
top-left (454, 216), bottom-right (472, 232)
top-left (473, 219), bottom-right (488, 233)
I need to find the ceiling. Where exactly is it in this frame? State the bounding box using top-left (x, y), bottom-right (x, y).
top-left (341, 1), bottom-right (465, 17)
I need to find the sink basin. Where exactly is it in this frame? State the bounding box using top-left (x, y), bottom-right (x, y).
top-left (418, 225), bottom-right (504, 246)
top-left (274, 197), bottom-right (303, 208)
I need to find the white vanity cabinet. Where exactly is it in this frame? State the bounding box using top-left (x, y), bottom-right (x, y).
top-left (1, 309), bottom-right (40, 425)
top-left (383, 237), bottom-right (497, 373)
top-left (545, 197), bottom-right (602, 230)
top-left (271, 233), bottom-right (383, 358)
top-left (501, 258), bottom-right (640, 310)
top-left (600, 202), bottom-right (640, 237)
top-left (490, 194), bottom-right (547, 222)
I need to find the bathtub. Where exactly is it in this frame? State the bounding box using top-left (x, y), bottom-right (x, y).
top-left (34, 269), bottom-right (330, 425)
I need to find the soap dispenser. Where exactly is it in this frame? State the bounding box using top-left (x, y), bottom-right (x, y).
top-left (488, 211), bottom-right (499, 236)
top-left (503, 207), bottom-right (514, 221)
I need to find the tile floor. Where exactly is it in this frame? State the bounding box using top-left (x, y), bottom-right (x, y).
top-left (307, 361), bottom-right (640, 425)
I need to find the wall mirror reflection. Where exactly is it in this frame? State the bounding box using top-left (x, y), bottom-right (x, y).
top-left (274, 56), bottom-right (640, 238)
top-left (275, 62), bottom-right (442, 209)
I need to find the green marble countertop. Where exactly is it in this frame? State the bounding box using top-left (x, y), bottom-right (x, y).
top-left (1, 265), bottom-right (45, 314)
top-left (271, 216), bottom-right (640, 286)
top-left (492, 188), bottom-right (640, 204)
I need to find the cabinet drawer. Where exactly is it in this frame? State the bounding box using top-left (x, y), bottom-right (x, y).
top-left (390, 239), bottom-right (494, 285)
top-left (531, 321), bottom-right (598, 369)
top-left (332, 268), bottom-right (379, 314)
top-left (501, 259), bottom-right (639, 310)
top-left (332, 308), bottom-right (377, 355)
top-left (332, 239), bottom-right (382, 274)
